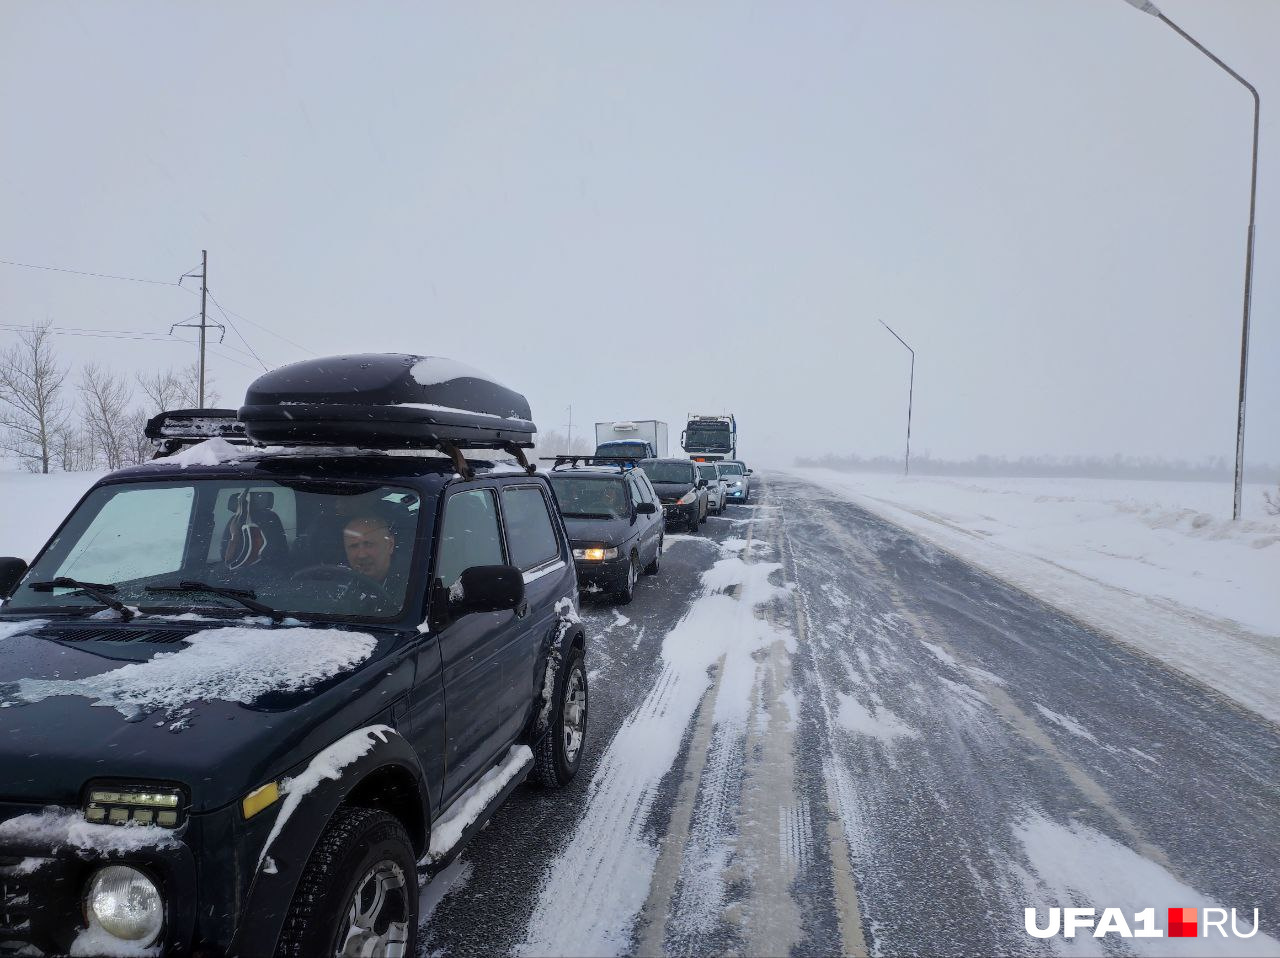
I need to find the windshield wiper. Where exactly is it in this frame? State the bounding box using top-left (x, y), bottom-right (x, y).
top-left (146, 581), bottom-right (285, 624)
top-left (28, 578), bottom-right (135, 622)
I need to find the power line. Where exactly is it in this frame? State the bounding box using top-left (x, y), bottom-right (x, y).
top-left (0, 257), bottom-right (181, 286)
top-left (206, 294), bottom-right (317, 357)
top-left (206, 292), bottom-right (268, 370)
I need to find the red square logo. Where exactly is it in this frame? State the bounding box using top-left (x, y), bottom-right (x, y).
top-left (1169, 907), bottom-right (1198, 938)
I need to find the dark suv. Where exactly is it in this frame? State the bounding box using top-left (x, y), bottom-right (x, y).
top-left (638, 458), bottom-right (709, 533)
top-left (0, 355), bottom-right (588, 957)
top-left (547, 460), bottom-right (664, 604)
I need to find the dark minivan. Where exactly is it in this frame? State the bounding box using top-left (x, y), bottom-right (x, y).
top-left (638, 458), bottom-right (709, 533)
top-left (0, 355), bottom-right (588, 957)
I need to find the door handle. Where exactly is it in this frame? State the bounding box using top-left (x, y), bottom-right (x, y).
top-left (516, 601), bottom-right (530, 619)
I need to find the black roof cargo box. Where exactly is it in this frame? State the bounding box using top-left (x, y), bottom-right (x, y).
top-left (238, 354), bottom-right (536, 449)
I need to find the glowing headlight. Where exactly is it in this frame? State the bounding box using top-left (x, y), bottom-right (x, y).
top-left (85, 785), bottom-right (184, 828)
top-left (676, 491), bottom-right (697, 505)
top-left (573, 547), bottom-right (618, 561)
top-left (85, 865), bottom-right (164, 943)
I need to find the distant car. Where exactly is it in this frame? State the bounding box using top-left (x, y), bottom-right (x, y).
top-left (593, 438), bottom-right (656, 462)
top-left (548, 462), bottom-right (664, 603)
top-left (639, 458), bottom-right (709, 532)
top-left (697, 461), bottom-right (728, 515)
top-left (718, 460), bottom-right (752, 504)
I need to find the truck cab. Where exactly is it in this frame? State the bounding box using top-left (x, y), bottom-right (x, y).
top-left (680, 413), bottom-right (737, 461)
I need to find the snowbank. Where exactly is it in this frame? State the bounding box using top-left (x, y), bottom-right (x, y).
top-left (787, 469), bottom-right (1280, 723)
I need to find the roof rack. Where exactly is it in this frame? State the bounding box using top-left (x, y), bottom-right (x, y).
top-left (542, 455), bottom-right (640, 471)
top-left (144, 409), bottom-right (253, 458)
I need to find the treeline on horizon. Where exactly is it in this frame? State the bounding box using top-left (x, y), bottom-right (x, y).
top-left (795, 452), bottom-right (1280, 483)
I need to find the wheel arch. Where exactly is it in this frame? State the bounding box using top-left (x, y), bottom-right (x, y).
top-left (230, 727), bottom-right (432, 954)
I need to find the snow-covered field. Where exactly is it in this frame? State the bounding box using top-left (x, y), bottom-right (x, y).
top-left (0, 470), bottom-right (105, 560)
top-left (786, 469), bottom-right (1280, 724)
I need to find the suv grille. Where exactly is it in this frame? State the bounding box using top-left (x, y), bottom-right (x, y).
top-left (0, 859), bottom-right (33, 949)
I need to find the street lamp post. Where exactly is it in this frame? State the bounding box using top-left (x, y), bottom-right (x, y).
top-left (1122, 0), bottom-right (1259, 520)
top-left (880, 320), bottom-right (915, 476)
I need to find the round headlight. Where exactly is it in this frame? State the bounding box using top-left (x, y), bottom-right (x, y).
top-left (85, 865), bottom-right (164, 943)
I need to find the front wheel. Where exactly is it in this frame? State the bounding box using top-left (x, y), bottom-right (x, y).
top-left (613, 553), bottom-right (639, 604)
top-left (276, 807), bottom-right (418, 958)
top-left (532, 648), bottom-right (587, 787)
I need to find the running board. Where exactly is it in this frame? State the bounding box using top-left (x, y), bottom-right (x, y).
top-left (419, 744), bottom-right (533, 879)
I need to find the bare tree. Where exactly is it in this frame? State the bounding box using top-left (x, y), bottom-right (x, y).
top-left (0, 322), bottom-right (70, 473)
top-left (136, 363), bottom-right (215, 415)
top-left (53, 424), bottom-right (96, 472)
top-left (1265, 485), bottom-right (1280, 517)
top-left (80, 363), bottom-right (134, 470)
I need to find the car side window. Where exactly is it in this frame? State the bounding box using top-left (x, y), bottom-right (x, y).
top-left (500, 485), bottom-right (561, 572)
top-left (625, 475), bottom-right (642, 508)
top-left (435, 488), bottom-right (505, 588)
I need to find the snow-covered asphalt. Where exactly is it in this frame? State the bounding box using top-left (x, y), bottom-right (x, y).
top-left (417, 473), bottom-right (1280, 956)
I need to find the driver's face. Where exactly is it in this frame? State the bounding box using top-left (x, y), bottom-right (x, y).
top-left (343, 518), bottom-right (395, 582)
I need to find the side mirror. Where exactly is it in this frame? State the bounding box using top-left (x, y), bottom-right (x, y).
top-left (0, 558), bottom-right (28, 598)
top-left (636, 502), bottom-right (657, 515)
top-left (697, 478), bottom-right (708, 489)
top-left (454, 565), bottom-right (525, 615)
top-left (746, 469), bottom-right (753, 475)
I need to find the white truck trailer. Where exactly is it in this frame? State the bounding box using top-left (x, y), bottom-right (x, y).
top-left (594, 420), bottom-right (669, 459)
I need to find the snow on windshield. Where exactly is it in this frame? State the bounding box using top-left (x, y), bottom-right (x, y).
top-left (2, 626), bottom-right (377, 719)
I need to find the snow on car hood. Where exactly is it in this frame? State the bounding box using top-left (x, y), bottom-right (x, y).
top-left (1, 626), bottom-right (377, 720)
top-left (0, 622), bottom-right (404, 811)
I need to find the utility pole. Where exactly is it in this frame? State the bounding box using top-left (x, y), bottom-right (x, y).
top-left (566, 405), bottom-right (574, 452)
top-left (198, 250), bottom-right (208, 407)
top-left (174, 250), bottom-right (222, 408)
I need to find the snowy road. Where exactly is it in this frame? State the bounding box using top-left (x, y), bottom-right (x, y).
top-left (418, 473), bottom-right (1280, 956)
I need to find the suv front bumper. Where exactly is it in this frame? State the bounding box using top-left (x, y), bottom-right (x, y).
top-left (0, 816), bottom-right (197, 956)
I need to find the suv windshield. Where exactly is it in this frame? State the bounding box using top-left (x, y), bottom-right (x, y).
top-left (5, 478), bottom-right (422, 620)
top-left (641, 461), bottom-right (696, 485)
top-left (550, 476), bottom-right (629, 519)
top-left (719, 462), bottom-right (744, 476)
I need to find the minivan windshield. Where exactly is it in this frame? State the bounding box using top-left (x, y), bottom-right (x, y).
top-left (698, 464), bottom-right (719, 480)
top-left (5, 478), bottom-right (422, 620)
top-left (641, 461), bottom-right (696, 485)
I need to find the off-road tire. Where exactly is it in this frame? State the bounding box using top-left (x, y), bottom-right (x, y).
top-left (643, 536), bottom-right (662, 576)
top-left (276, 807), bottom-right (418, 958)
top-left (532, 647), bottom-right (587, 787)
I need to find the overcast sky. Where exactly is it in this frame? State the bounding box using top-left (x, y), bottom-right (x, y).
top-left (2, 0), bottom-right (1276, 472)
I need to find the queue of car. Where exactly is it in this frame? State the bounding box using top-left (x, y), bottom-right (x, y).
top-left (0, 359), bottom-right (749, 957)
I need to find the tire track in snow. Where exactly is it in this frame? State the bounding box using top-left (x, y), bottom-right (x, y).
top-left (520, 507), bottom-right (791, 956)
